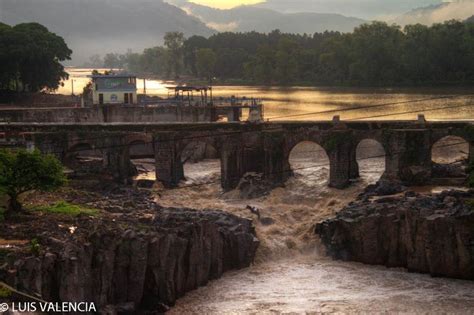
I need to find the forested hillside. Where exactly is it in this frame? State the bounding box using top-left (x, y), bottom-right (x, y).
top-left (104, 21), bottom-right (474, 86)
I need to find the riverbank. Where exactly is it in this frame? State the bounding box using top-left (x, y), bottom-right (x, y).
top-left (0, 181), bottom-right (258, 313)
top-left (316, 187), bottom-right (474, 280)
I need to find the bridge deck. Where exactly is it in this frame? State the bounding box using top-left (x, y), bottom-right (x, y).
top-left (0, 120), bottom-right (472, 133)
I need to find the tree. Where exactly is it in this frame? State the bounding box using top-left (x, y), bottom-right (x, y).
top-left (0, 22), bottom-right (72, 92)
top-left (103, 53), bottom-right (122, 69)
top-left (183, 35), bottom-right (209, 76)
top-left (252, 45), bottom-right (276, 84)
top-left (141, 47), bottom-right (170, 76)
top-left (274, 37), bottom-right (299, 84)
top-left (196, 48), bottom-right (217, 81)
top-left (0, 149), bottom-right (67, 217)
top-left (349, 22), bottom-right (404, 85)
top-left (164, 32), bottom-right (185, 78)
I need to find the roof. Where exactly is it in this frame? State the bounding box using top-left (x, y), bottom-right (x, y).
top-left (89, 73), bottom-right (136, 79)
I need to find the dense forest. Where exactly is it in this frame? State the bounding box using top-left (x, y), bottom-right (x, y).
top-left (99, 20), bottom-right (474, 86)
top-left (0, 22), bottom-right (72, 92)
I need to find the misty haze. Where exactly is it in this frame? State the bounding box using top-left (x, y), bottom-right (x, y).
top-left (1, 0), bottom-right (474, 314)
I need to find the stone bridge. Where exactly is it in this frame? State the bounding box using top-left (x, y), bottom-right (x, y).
top-left (2, 117), bottom-right (474, 190)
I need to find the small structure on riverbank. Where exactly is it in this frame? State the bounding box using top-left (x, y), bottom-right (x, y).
top-left (88, 73), bottom-right (137, 105)
top-left (167, 85), bottom-right (213, 106)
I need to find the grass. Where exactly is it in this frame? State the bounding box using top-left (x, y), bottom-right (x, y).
top-left (465, 199), bottom-right (474, 212)
top-left (33, 201), bottom-right (98, 217)
top-left (0, 283), bottom-right (12, 298)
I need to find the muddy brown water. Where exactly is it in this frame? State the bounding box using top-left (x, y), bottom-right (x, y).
top-left (62, 69), bottom-right (474, 313)
top-left (132, 142), bottom-right (474, 314)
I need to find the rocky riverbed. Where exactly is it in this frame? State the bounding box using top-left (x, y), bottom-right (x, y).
top-left (316, 185), bottom-right (474, 280)
top-left (0, 182), bottom-right (259, 313)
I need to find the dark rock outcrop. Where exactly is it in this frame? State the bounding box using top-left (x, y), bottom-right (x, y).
top-left (1, 208), bottom-right (259, 313)
top-left (432, 161), bottom-right (467, 179)
top-left (316, 190), bottom-right (474, 280)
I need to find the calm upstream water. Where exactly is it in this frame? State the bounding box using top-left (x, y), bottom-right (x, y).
top-left (59, 67), bottom-right (474, 121)
top-left (61, 68), bottom-right (474, 314)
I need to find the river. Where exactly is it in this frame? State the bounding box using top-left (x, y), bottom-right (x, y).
top-left (62, 68), bottom-right (474, 314)
top-left (59, 67), bottom-right (474, 121)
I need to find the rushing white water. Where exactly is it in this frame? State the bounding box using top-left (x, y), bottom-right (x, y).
top-left (146, 141), bottom-right (474, 314)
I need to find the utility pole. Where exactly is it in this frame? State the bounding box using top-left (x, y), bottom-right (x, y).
top-left (143, 78), bottom-right (147, 95)
top-left (71, 79), bottom-right (75, 96)
top-left (209, 76), bottom-right (213, 105)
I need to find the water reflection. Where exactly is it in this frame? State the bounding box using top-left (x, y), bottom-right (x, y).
top-left (59, 68), bottom-right (474, 121)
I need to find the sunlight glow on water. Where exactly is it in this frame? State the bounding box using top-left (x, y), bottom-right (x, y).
top-left (59, 68), bottom-right (474, 121)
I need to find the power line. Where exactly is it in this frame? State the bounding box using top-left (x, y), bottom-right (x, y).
top-left (348, 103), bottom-right (474, 121)
top-left (265, 94), bottom-right (474, 121)
top-left (4, 96), bottom-right (473, 156)
top-left (58, 101), bottom-right (474, 156)
top-left (18, 93), bottom-right (474, 147)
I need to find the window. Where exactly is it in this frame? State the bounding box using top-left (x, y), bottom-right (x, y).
top-left (124, 93), bottom-right (129, 104)
top-left (99, 94), bottom-right (104, 105)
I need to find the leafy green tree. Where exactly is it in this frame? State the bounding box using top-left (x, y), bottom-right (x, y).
top-left (214, 48), bottom-right (248, 78)
top-left (141, 47), bottom-right (171, 76)
top-left (103, 53), bottom-right (122, 69)
top-left (0, 149), bottom-right (67, 217)
top-left (164, 31), bottom-right (185, 78)
top-left (13, 23), bottom-right (72, 92)
top-left (274, 38), bottom-right (299, 84)
top-left (349, 22), bottom-right (404, 85)
top-left (183, 35), bottom-right (209, 76)
top-left (98, 20), bottom-right (474, 86)
top-left (196, 48), bottom-right (217, 81)
top-left (401, 24), bottom-right (432, 84)
top-left (0, 23), bottom-right (22, 90)
top-left (253, 45), bottom-right (276, 84)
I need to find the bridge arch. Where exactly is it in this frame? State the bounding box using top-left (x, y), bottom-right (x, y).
top-left (178, 140), bottom-right (221, 184)
top-left (287, 141), bottom-right (330, 186)
top-left (128, 140), bottom-right (154, 159)
top-left (431, 136), bottom-right (469, 164)
top-left (64, 142), bottom-right (104, 173)
top-left (66, 142), bottom-right (101, 159)
top-left (355, 139), bottom-right (386, 184)
top-left (431, 135), bottom-right (469, 178)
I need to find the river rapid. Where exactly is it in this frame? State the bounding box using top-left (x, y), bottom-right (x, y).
top-left (63, 68), bottom-right (474, 313)
top-left (152, 142), bottom-right (474, 314)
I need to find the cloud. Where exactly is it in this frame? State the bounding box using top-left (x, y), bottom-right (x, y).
top-left (206, 21), bottom-right (239, 31)
top-left (395, 0), bottom-right (474, 25)
top-left (430, 0), bottom-right (474, 22)
top-left (188, 0), bottom-right (265, 9)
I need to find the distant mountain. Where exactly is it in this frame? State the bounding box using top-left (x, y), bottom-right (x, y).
top-left (394, 1), bottom-right (474, 26)
top-left (252, 0), bottom-right (442, 20)
top-left (467, 15), bottom-right (474, 22)
top-left (0, 0), bottom-right (214, 64)
top-left (175, 2), bottom-right (366, 33)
